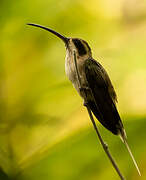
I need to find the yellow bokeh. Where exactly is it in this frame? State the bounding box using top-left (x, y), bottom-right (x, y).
top-left (0, 0), bottom-right (146, 179)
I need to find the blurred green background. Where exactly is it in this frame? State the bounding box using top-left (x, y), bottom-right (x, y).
top-left (0, 0), bottom-right (146, 179)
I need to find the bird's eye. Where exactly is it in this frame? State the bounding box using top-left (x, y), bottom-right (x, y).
top-left (73, 39), bottom-right (87, 56)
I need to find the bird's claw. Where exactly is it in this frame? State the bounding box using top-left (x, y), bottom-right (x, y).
top-left (83, 101), bottom-right (88, 107)
top-left (79, 86), bottom-right (90, 92)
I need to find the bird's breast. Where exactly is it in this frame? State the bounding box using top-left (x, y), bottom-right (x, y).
top-left (65, 54), bottom-right (88, 97)
top-left (65, 55), bottom-right (76, 82)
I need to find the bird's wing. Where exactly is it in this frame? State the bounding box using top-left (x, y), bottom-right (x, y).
top-left (93, 61), bottom-right (117, 103)
top-left (84, 59), bottom-right (141, 175)
top-left (101, 67), bottom-right (117, 103)
top-left (84, 58), bottom-right (123, 135)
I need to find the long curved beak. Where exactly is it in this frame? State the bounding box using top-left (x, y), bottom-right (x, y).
top-left (27, 23), bottom-right (69, 45)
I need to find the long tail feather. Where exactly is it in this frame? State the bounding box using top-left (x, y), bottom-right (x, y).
top-left (119, 131), bottom-right (141, 176)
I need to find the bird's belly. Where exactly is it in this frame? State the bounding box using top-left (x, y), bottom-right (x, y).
top-left (65, 56), bottom-right (76, 82)
top-left (65, 56), bottom-right (91, 99)
top-left (65, 56), bottom-right (80, 92)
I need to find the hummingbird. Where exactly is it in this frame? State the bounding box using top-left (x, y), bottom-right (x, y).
top-left (27, 23), bottom-right (141, 175)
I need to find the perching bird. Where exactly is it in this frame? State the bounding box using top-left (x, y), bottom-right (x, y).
top-left (27, 23), bottom-right (141, 176)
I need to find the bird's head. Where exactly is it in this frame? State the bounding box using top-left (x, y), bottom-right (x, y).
top-left (66, 38), bottom-right (92, 58)
top-left (27, 24), bottom-right (92, 58)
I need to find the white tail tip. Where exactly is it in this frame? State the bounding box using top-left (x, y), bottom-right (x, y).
top-left (124, 140), bottom-right (141, 176)
top-left (119, 134), bottom-right (141, 176)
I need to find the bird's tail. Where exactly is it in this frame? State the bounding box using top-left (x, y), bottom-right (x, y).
top-left (119, 129), bottom-right (141, 176)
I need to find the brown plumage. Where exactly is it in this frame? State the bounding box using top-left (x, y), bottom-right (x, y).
top-left (84, 58), bottom-right (123, 135)
top-left (27, 23), bottom-right (141, 175)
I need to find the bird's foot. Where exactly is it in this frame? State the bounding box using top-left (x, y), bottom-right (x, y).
top-left (83, 100), bottom-right (89, 107)
top-left (79, 86), bottom-right (90, 92)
